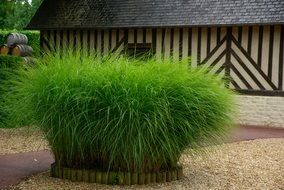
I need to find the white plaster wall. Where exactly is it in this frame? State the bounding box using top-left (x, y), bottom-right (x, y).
top-left (236, 95), bottom-right (284, 128)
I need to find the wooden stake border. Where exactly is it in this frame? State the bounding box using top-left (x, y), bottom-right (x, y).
top-left (51, 163), bottom-right (183, 185)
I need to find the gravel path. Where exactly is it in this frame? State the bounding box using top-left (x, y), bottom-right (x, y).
top-left (8, 138), bottom-right (284, 190)
top-left (0, 127), bottom-right (49, 155)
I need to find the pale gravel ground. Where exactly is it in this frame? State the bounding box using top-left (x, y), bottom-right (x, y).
top-left (6, 136), bottom-right (284, 190)
top-left (0, 127), bottom-right (49, 155)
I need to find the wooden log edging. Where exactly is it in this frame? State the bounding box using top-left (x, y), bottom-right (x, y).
top-left (51, 163), bottom-right (183, 185)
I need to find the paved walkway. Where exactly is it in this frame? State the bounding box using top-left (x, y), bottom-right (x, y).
top-left (0, 150), bottom-right (53, 189)
top-left (0, 125), bottom-right (284, 189)
top-left (230, 125), bottom-right (284, 141)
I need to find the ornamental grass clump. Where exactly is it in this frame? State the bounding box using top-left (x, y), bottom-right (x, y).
top-left (3, 52), bottom-right (235, 184)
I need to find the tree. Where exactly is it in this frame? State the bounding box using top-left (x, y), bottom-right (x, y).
top-left (1, 0), bottom-right (43, 30)
top-left (0, 0), bottom-right (16, 29)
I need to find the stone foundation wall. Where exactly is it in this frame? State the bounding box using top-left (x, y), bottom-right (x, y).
top-left (236, 95), bottom-right (284, 128)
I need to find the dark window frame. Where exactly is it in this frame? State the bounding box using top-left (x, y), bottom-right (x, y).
top-left (126, 43), bottom-right (152, 58)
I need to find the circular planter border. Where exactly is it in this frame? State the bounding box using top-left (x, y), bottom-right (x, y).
top-left (51, 163), bottom-right (183, 185)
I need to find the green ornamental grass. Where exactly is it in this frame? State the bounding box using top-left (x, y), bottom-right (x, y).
top-left (2, 52), bottom-right (235, 173)
top-left (0, 55), bottom-right (24, 127)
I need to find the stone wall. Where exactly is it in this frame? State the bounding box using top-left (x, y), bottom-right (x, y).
top-left (236, 95), bottom-right (284, 128)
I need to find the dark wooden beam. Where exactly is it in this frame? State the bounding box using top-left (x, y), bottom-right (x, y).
top-left (235, 89), bottom-right (284, 97)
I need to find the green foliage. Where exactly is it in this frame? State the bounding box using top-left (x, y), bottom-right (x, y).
top-left (0, 55), bottom-right (23, 127)
top-left (0, 0), bottom-right (15, 29)
top-left (1, 52), bottom-right (235, 172)
top-left (0, 0), bottom-right (43, 30)
top-left (0, 55), bottom-right (23, 67)
top-left (0, 30), bottom-right (40, 57)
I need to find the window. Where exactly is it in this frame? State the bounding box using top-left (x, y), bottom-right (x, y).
top-left (126, 43), bottom-right (152, 58)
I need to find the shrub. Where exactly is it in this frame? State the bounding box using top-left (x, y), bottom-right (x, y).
top-left (2, 52), bottom-right (235, 172)
top-left (0, 30), bottom-right (40, 57)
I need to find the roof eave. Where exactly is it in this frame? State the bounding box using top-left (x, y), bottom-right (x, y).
top-left (25, 22), bottom-right (284, 30)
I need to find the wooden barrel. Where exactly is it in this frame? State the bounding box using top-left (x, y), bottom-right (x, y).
top-left (6, 33), bottom-right (28, 48)
top-left (12, 44), bottom-right (33, 57)
top-left (22, 57), bottom-right (37, 65)
top-left (0, 44), bottom-right (9, 55)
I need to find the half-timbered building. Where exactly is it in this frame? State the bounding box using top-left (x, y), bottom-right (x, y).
top-left (27, 0), bottom-right (284, 97)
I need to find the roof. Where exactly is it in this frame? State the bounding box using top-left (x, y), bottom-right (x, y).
top-left (27, 0), bottom-right (284, 29)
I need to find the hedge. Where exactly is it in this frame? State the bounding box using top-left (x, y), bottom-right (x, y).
top-left (0, 30), bottom-right (40, 57)
top-left (0, 55), bottom-right (23, 67)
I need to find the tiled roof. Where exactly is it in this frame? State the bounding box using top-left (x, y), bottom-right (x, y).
top-left (27, 0), bottom-right (284, 29)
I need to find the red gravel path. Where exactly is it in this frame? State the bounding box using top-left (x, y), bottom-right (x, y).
top-left (0, 150), bottom-right (53, 189)
top-left (0, 125), bottom-right (284, 189)
top-left (231, 125), bottom-right (284, 142)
